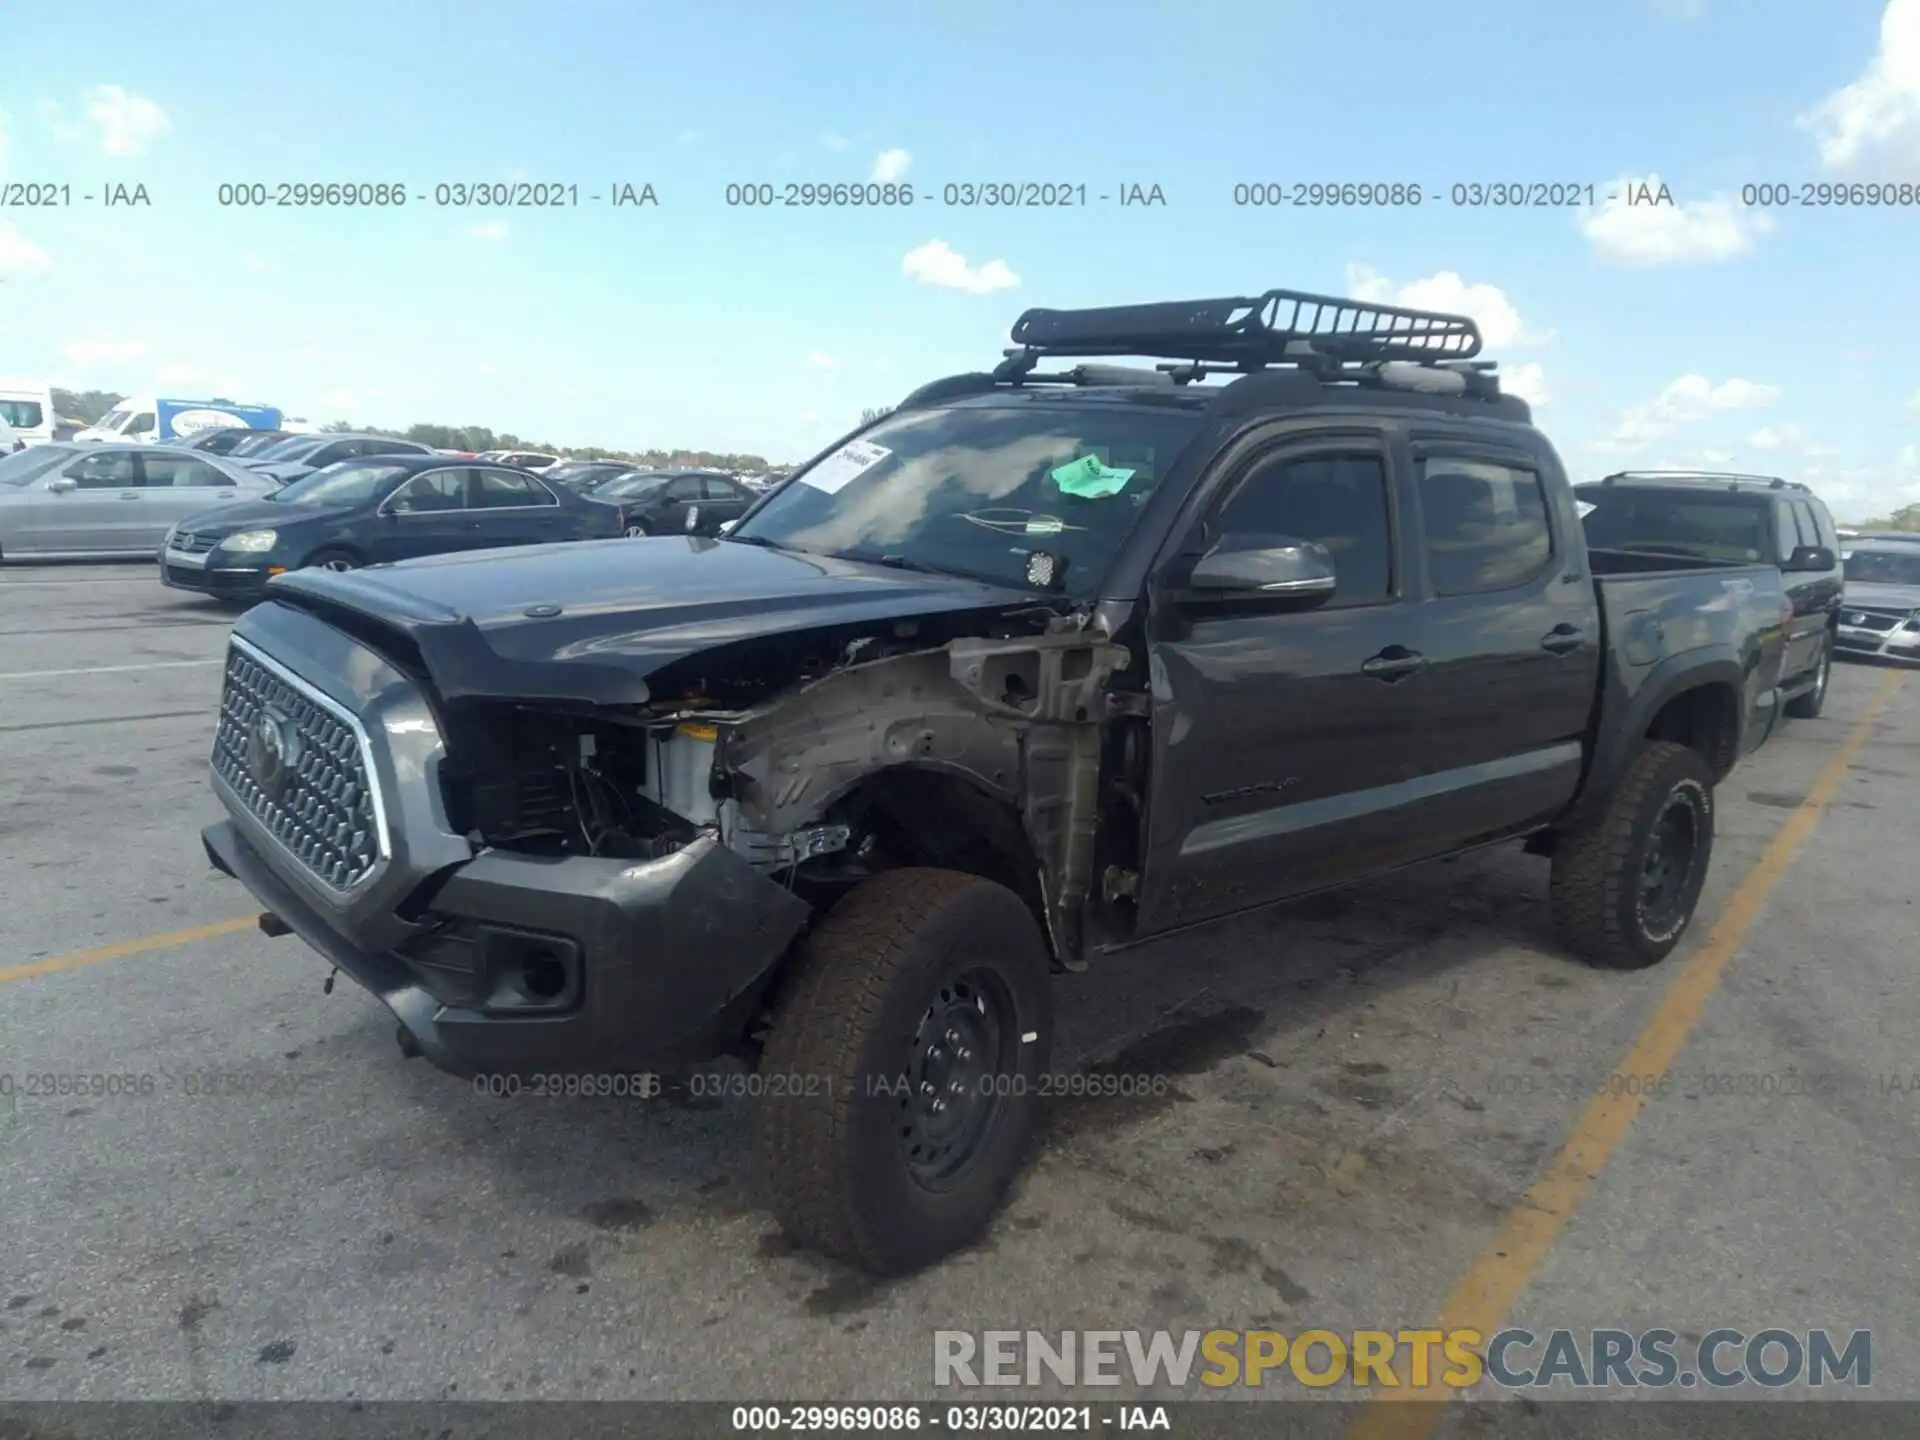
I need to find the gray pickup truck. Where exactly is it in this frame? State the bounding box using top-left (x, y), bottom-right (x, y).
top-left (199, 289), bottom-right (1790, 1274)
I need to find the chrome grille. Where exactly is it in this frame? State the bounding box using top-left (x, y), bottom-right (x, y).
top-left (1842, 608), bottom-right (1905, 632)
top-left (169, 531), bottom-right (217, 554)
top-left (212, 643), bottom-right (383, 890)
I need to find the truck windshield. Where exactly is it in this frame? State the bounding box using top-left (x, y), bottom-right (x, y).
top-left (731, 404), bottom-right (1205, 596)
top-left (1576, 488), bottom-right (1770, 563)
top-left (1845, 549), bottom-right (1920, 586)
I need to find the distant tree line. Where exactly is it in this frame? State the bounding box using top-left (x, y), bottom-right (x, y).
top-left (50, 388), bottom-right (776, 470)
top-left (1858, 503), bottom-right (1920, 531)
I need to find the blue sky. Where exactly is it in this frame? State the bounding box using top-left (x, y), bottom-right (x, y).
top-left (3, 0), bottom-right (1919, 517)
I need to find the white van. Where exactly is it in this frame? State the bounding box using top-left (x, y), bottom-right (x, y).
top-left (0, 379), bottom-right (56, 448)
top-left (75, 396), bottom-right (283, 444)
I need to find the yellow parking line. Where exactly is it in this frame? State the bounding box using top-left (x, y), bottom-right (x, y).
top-left (0, 917), bottom-right (257, 985)
top-left (1348, 669), bottom-right (1905, 1439)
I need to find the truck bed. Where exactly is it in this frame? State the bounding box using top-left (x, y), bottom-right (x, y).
top-left (1568, 552), bottom-right (1788, 822)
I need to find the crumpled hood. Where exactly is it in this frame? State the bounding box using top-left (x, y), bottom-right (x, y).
top-left (260, 535), bottom-right (1049, 705)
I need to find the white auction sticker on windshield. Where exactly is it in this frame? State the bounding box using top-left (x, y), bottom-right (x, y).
top-left (1576, 500), bottom-right (1597, 518)
top-left (800, 439), bottom-right (892, 495)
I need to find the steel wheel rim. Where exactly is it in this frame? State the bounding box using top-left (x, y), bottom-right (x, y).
top-left (897, 969), bottom-right (1015, 1189)
top-left (625, 524), bottom-right (649, 537)
top-left (1638, 786), bottom-right (1704, 937)
top-left (320, 558), bottom-right (354, 572)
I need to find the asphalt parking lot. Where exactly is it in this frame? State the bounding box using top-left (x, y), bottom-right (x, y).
top-left (2, 561), bottom-right (1917, 1415)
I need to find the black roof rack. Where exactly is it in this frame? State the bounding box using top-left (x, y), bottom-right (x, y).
top-left (1593, 469), bottom-right (1808, 493)
top-left (999, 287), bottom-right (1480, 375)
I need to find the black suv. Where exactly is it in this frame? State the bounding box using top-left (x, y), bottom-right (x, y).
top-left (200, 289), bottom-right (1789, 1275)
top-left (1575, 472), bottom-right (1843, 719)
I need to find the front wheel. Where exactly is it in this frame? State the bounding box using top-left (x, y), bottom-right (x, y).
top-left (302, 548), bottom-right (359, 572)
top-left (623, 521), bottom-right (651, 538)
top-left (1550, 740), bottom-right (1716, 970)
top-left (1783, 634), bottom-right (1832, 719)
top-left (757, 869), bottom-right (1054, 1276)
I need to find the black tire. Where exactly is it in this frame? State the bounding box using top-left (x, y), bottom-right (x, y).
top-left (303, 548), bottom-right (359, 572)
top-left (1550, 740), bottom-right (1715, 971)
top-left (1783, 634), bottom-right (1832, 719)
top-left (757, 868), bottom-right (1054, 1276)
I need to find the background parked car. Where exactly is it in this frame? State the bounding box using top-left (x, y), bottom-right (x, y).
top-left (588, 468), bottom-right (756, 535)
top-left (0, 443), bottom-right (277, 561)
top-left (0, 379), bottom-right (55, 447)
top-left (542, 460), bottom-right (636, 492)
top-left (1575, 471), bottom-right (1843, 719)
top-left (241, 433), bottom-right (436, 486)
top-left (160, 454), bottom-right (629, 599)
top-left (1834, 540), bottom-right (1920, 665)
top-left (496, 450), bottom-right (558, 471)
top-left (174, 427), bottom-right (293, 457)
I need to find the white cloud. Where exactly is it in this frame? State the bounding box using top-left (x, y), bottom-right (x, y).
top-left (1599, 373), bottom-right (1781, 451)
top-left (1801, 0), bottom-right (1920, 172)
top-left (1702, 449), bottom-right (1735, 465)
top-left (1745, 423), bottom-right (1840, 459)
top-left (1907, 388), bottom-right (1920, 416)
top-left (155, 362), bottom-right (204, 384)
top-left (1578, 174), bottom-right (1770, 266)
top-left (871, 148), bottom-right (911, 183)
top-left (901, 239), bottom-right (1019, 295)
top-left (63, 338), bottom-right (149, 365)
top-left (806, 352), bottom-right (837, 370)
top-left (467, 221), bottom-right (509, 241)
top-left (80, 85), bottom-right (171, 157)
top-left (821, 132), bottom-right (851, 152)
top-left (0, 224), bottom-right (51, 276)
top-left (1501, 362), bottom-right (1551, 407)
top-left (1344, 264), bottom-right (1548, 350)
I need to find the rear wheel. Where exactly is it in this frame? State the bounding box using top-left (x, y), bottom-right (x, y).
top-left (1550, 740), bottom-right (1715, 970)
top-left (1783, 634), bottom-right (1832, 719)
top-left (303, 548), bottom-right (359, 572)
top-left (758, 869), bottom-right (1054, 1276)
top-left (624, 521), bottom-right (651, 537)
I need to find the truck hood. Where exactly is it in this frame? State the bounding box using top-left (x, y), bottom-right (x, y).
top-left (1842, 582), bottom-right (1920, 610)
top-left (260, 535), bottom-right (1054, 706)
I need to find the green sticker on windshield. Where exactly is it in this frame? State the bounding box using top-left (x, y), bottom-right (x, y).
top-left (1050, 455), bottom-right (1135, 499)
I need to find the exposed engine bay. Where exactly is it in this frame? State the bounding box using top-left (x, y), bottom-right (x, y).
top-left (433, 611), bottom-right (1136, 965)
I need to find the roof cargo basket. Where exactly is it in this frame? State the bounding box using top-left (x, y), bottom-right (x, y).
top-left (1003, 288), bottom-right (1483, 376)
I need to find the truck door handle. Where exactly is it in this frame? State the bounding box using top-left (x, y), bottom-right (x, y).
top-left (1541, 624), bottom-right (1585, 654)
top-left (1361, 646), bottom-right (1428, 681)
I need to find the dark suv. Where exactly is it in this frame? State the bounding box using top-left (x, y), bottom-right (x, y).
top-left (1575, 472), bottom-right (1843, 719)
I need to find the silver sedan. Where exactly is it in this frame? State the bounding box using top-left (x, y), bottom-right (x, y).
top-left (0, 443), bottom-right (279, 561)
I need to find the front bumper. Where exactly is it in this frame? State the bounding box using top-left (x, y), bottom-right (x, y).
top-left (1834, 623), bottom-right (1920, 664)
top-left (204, 820), bottom-right (812, 1077)
top-left (199, 600), bottom-right (812, 1078)
top-left (159, 549), bottom-right (276, 599)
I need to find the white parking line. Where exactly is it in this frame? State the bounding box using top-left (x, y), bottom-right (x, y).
top-left (0, 659), bottom-right (223, 681)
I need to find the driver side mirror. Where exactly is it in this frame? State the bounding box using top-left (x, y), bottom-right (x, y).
top-left (47, 476), bottom-right (77, 494)
top-left (1182, 534), bottom-right (1338, 607)
top-left (1785, 544), bottom-right (1836, 572)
